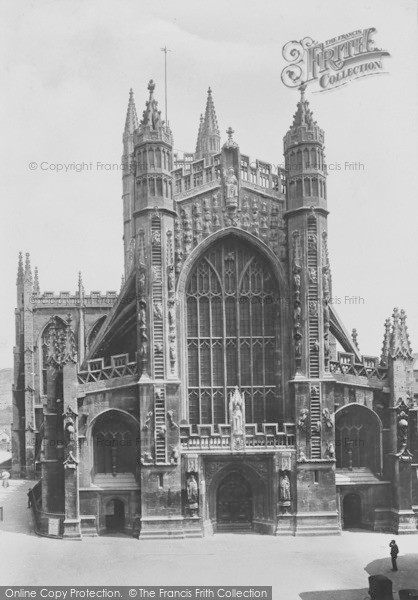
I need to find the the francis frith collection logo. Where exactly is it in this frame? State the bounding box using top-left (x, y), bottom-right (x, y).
top-left (281, 28), bottom-right (390, 92)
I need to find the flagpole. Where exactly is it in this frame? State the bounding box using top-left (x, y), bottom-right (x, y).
top-left (160, 46), bottom-right (171, 125)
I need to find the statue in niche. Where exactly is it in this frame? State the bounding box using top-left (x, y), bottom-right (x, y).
top-left (224, 168), bottom-right (238, 208)
top-left (279, 473), bottom-right (291, 501)
top-left (186, 473), bottom-right (199, 514)
top-left (230, 387), bottom-right (245, 435)
top-left (167, 265), bottom-right (175, 292)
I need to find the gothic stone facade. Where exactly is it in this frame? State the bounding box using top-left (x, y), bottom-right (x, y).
top-left (12, 82), bottom-right (418, 538)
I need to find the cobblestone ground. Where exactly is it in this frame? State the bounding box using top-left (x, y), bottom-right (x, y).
top-left (0, 481), bottom-right (417, 599)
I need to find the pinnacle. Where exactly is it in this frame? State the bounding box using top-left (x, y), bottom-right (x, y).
top-left (195, 87), bottom-right (220, 159)
top-left (291, 84), bottom-right (316, 129)
top-left (203, 86), bottom-right (220, 136)
top-left (124, 88), bottom-right (139, 135)
top-left (33, 266), bottom-right (40, 295)
top-left (140, 80), bottom-right (163, 130)
top-left (24, 252), bottom-right (32, 283)
top-left (16, 251), bottom-right (24, 285)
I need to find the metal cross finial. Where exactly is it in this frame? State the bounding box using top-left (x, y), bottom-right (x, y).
top-left (148, 79), bottom-right (155, 93)
top-left (226, 126), bottom-right (234, 141)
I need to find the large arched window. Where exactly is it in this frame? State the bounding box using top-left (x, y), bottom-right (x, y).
top-left (186, 237), bottom-right (280, 427)
top-left (92, 410), bottom-right (138, 477)
top-left (335, 404), bottom-right (381, 473)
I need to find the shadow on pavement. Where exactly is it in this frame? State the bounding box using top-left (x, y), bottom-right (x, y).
top-left (300, 554), bottom-right (418, 600)
top-left (365, 554), bottom-right (418, 593)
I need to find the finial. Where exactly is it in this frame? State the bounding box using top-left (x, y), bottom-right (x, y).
top-left (129, 88), bottom-right (134, 97)
top-left (299, 82), bottom-right (307, 100)
top-left (208, 87), bottom-right (212, 95)
top-left (120, 274), bottom-right (125, 291)
top-left (226, 126), bottom-right (234, 141)
top-left (148, 79), bottom-right (155, 93)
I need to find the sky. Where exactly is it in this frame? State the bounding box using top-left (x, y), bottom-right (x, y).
top-left (0, 0), bottom-right (417, 367)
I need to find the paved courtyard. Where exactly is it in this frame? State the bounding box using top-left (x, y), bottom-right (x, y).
top-left (0, 481), bottom-right (417, 599)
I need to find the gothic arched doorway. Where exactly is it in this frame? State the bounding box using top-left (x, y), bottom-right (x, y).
top-left (216, 471), bottom-right (253, 530)
top-left (343, 493), bottom-right (362, 529)
top-left (105, 499), bottom-right (126, 531)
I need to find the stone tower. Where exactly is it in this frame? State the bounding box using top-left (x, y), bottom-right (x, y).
top-left (283, 84), bottom-right (338, 535)
top-left (128, 80), bottom-right (182, 537)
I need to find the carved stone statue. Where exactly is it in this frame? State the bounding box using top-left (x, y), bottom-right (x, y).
top-left (229, 387), bottom-right (245, 435)
top-left (224, 168), bottom-right (238, 208)
top-left (186, 474), bottom-right (198, 505)
top-left (279, 474), bottom-right (291, 501)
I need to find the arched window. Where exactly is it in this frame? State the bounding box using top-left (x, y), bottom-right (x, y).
top-left (186, 238), bottom-right (280, 427)
top-left (92, 411), bottom-right (138, 477)
top-left (335, 404), bottom-right (381, 473)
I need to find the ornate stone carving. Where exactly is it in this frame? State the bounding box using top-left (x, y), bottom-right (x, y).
top-left (297, 408), bottom-right (309, 431)
top-left (63, 451), bottom-right (78, 470)
top-left (143, 411), bottom-right (153, 431)
top-left (167, 410), bottom-right (178, 429)
top-left (138, 301), bottom-right (148, 367)
top-left (140, 451), bottom-right (153, 465)
top-left (326, 441), bottom-right (335, 459)
top-left (322, 407), bottom-right (334, 429)
top-left (153, 302), bottom-right (163, 320)
top-left (395, 397), bottom-right (413, 462)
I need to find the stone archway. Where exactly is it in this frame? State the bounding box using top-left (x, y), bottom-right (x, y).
top-left (216, 471), bottom-right (253, 530)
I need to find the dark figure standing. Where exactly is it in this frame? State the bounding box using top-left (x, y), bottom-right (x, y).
top-left (27, 489), bottom-right (32, 508)
top-left (389, 539), bottom-right (399, 571)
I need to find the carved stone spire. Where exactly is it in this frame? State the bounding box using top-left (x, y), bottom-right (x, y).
top-left (140, 80), bottom-right (164, 130)
top-left (120, 274), bottom-right (125, 291)
top-left (380, 318), bottom-right (391, 366)
top-left (124, 88), bottom-right (139, 136)
top-left (24, 252), bottom-right (32, 283)
top-left (203, 87), bottom-right (220, 136)
top-left (390, 307), bottom-right (413, 360)
top-left (399, 309), bottom-right (413, 358)
top-left (195, 87), bottom-right (220, 160)
top-left (16, 251), bottom-right (24, 285)
top-left (291, 83), bottom-right (316, 128)
top-left (33, 267), bottom-right (40, 295)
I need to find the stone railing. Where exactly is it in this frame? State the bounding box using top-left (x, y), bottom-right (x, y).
top-left (180, 423), bottom-right (296, 451)
top-left (330, 360), bottom-right (387, 380)
top-left (78, 358), bottom-right (138, 384)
